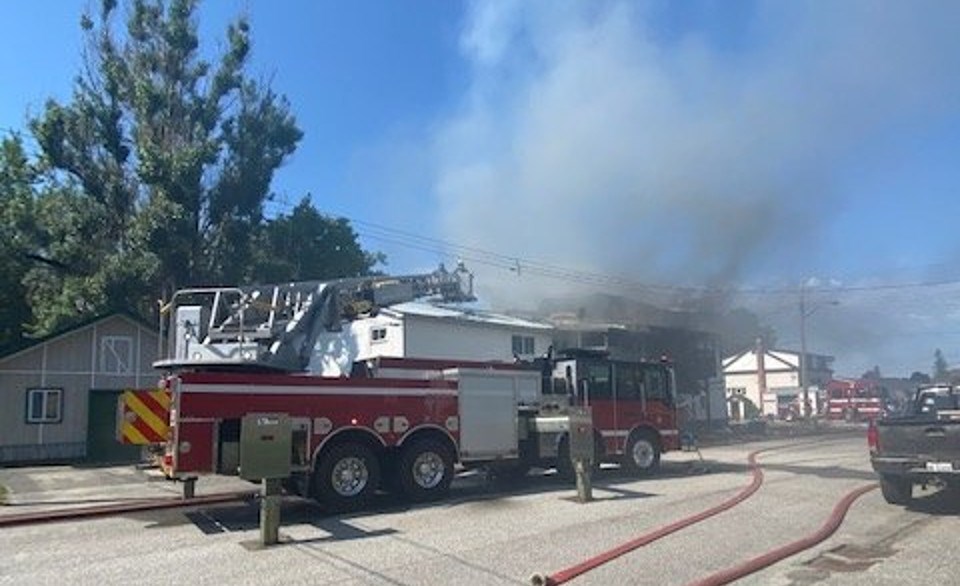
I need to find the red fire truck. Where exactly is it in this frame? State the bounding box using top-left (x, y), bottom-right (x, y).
top-left (140, 266), bottom-right (680, 509)
top-left (824, 378), bottom-right (885, 421)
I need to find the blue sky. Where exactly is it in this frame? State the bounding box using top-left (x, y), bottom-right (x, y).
top-left (3, 1), bottom-right (960, 376)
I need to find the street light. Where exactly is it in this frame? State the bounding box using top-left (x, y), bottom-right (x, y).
top-left (799, 284), bottom-right (839, 419)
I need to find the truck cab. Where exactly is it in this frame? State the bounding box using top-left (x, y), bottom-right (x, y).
top-left (546, 349), bottom-right (679, 473)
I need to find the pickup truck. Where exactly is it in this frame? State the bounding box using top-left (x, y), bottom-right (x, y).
top-left (869, 385), bottom-right (960, 505)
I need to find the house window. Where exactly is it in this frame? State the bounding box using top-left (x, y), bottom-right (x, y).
top-left (26, 388), bottom-right (63, 424)
top-left (511, 335), bottom-right (535, 356)
top-left (371, 327), bottom-right (388, 343)
top-left (100, 336), bottom-right (133, 374)
top-left (580, 331), bottom-right (607, 348)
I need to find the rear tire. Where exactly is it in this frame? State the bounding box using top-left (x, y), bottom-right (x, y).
top-left (622, 432), bottom-right (661, 476)
top-left (314, 442), bottom-right (381, 511)
top-left (397, 439), bottom-right (454, 502)
top-left (879, 474), bottom-right (912, 505)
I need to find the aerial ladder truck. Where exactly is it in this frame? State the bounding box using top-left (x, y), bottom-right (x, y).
top-left (123, 263), bottom-right (678, 510)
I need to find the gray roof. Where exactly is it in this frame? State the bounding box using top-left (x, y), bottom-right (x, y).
top-left (385, 302), bottom-right (554, 331)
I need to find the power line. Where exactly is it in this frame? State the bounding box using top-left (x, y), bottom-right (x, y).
top-left (260, 195), bottom-right (960, 298)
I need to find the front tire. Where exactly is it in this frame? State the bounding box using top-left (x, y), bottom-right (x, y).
top-left (879, 474), bottom-right (912, 505)
top-left (314, 442), bottom-right (381, 511)
top-left (397, 439), bottom-right (454, 502)
top-left (622, 432), bottom-right (661, 476)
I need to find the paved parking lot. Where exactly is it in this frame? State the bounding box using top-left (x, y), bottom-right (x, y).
top-left (3, 433), bottom-right (955, 586)
top-left (0, 464), bottom-right (250, 516)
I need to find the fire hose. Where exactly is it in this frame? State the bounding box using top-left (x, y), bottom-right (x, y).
top-left (530, 449), bottom-right (766, 586)
top-left (531, 441), bottom-right (875, 586)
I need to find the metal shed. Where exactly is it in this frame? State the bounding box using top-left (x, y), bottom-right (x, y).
top-left (0, 314), bottom-right (158, 464)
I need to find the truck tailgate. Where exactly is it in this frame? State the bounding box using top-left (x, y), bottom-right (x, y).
top-left (877, 419), bottom-right (960, 462)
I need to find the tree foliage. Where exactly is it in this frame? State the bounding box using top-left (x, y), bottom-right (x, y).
top-left (256, 197), bottom-right (384, 282)
top-left (0, 137), bottom-right (37, 351)
top-left (1, 0), bottom-right (380, 341)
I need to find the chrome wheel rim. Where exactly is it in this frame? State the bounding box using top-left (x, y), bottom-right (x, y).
top-left (331, 456), bottom-right (368, 496)
top-left (632, 439), bottom-right (655, 469)
top-left (412, 451), bottom-right (445, 489)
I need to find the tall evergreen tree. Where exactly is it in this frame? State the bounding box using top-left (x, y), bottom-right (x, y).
top-left (0, 136), bottom-right (37, 350)
top-left (25, 0), bottom-right (303, 332)
top-left (256, 197), bottom-right (384, 283)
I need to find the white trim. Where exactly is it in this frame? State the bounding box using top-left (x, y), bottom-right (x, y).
top-left (39, 346), bottom-right (48, 445)
top-left (599, 430), bottom-right (629, 438)
top-left (136, 326), bottom-right (142, 387)
top-left (90, 323), bottom-right (98, 387)
top-left (40, 345), bottom-right (48, 385)
top-left (600, 428), bottom-right (679, 438)
top-left (180, 383), bottom-right (459, 397)
top-left (179, 417), bottom-right (218, 424)
top-left (26, 388), bottom-right (63, 424)
top-left (397, 424), bottom-right (458, 452)
top-left (311, 426), bottom-right (388, 462)
top-left (0, 369), bottom-right (157, 376)
top-left (100, 335), bottom-right (134, 375)
top-left (0, 314), bottom-right (157, 365)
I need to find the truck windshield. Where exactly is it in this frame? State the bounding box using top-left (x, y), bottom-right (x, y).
top-left (918, 392), bottom-right (959, 414)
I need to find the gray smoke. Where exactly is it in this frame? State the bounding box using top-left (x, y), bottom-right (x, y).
top-left (421, 1), bottom-right (960, 374)
top-left (429, 1), bottom-right (960, 300)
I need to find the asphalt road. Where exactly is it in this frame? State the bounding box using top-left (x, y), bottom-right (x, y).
top-left (1, 434), bottom-right (957, 585)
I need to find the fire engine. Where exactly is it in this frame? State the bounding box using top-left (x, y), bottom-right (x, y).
top-left (824, 378), bottom-right (885, 421)
top-left (141, 264), bottom-right (680, 509)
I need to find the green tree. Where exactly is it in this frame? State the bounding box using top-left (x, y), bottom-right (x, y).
top-left (256, 197), bottom-right (383, 282)
top-left (25, 0), bottom-right (304, 333)
top-left (0, 136), bottom-right (37, 351)
top-left (934, 349), bottom-right (949, 383)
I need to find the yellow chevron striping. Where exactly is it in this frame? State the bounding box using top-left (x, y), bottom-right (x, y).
top-left (121, 422), bottom-right (150, 445)
top-left (150, 389), bottom-right (171, 409)
top-left (126, 392), bottom-right (168, 437)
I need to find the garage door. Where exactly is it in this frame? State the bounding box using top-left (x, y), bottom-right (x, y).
top-left (86, 390), bottom-right (142, 463)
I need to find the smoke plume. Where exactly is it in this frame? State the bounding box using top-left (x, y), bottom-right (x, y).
top-left (430, 1), bottom-right (960, 309)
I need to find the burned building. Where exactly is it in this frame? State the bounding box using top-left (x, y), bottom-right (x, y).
top-left (535, 293), bottom-right (726, 426)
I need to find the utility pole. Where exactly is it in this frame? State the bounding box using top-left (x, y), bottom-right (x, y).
top-left (798, 285), bottom-right (838, 420)
top-left (799, 284), bottom-right (809, 418)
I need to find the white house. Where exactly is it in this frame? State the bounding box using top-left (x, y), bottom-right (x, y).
top-left (309, 302), bottom-right (555, 376)
top-left (723, 346), bottom-right (834, 419)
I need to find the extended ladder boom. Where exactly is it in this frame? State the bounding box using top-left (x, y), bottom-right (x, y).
top-left (155, 263), bottom-right (475, 372)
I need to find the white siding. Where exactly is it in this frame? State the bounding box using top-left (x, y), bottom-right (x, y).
top-left (404, 317), bottom-right (550, 362)
top-left (308, 305), bottom-right (554, 376)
